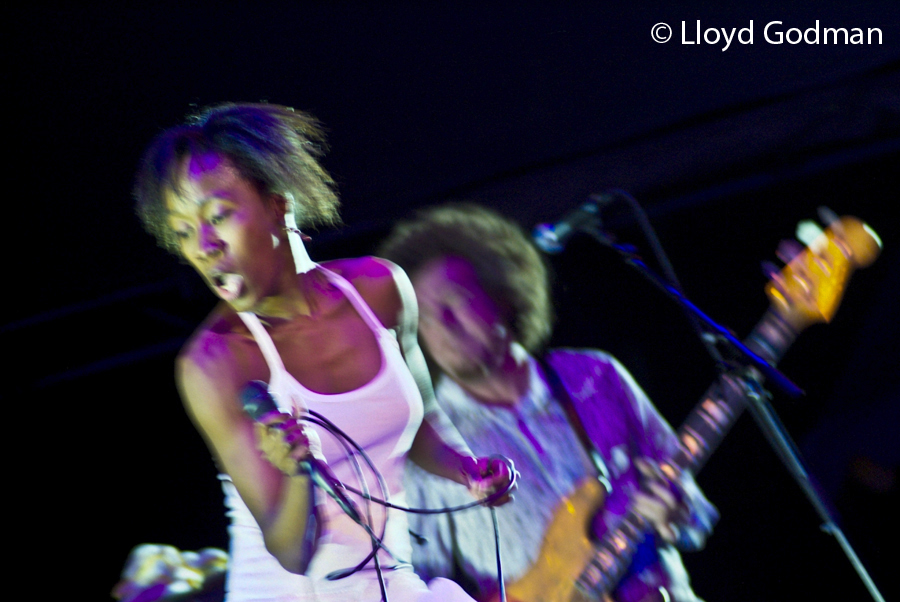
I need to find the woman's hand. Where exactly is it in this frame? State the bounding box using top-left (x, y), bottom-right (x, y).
top-left (461, 456), bottom-right (518, 506)
top-left (632, 458), bottom-right (691, 544)
top-left (254, 413), bottom-right (324, 477)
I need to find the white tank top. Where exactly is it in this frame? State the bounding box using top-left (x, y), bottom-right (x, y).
top-left (222, 266), bottom-right (425, 601)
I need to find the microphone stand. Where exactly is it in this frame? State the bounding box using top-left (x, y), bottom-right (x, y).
top-left (580, 226), bottom-right (885, 602)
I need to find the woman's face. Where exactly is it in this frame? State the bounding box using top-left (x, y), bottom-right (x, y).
top-left (164, 152), bottom-right (292, 312)
top-left (411, 256), bottom-right (509, 382)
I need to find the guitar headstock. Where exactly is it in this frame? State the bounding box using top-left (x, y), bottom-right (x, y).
top-left (765, 214), bottom-right (881, 333)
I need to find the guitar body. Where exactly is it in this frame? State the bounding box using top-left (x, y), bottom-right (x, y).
top-left (489, 478), bottom-right (611, 602)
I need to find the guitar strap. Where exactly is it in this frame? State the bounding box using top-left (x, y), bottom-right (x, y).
top-left (537, 354), bottom-right (613, 495)
top-left (539, 355), bottom-right (669, 594)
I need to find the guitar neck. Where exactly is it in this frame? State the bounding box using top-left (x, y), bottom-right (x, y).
top-left (671, 308), bottom-right (797, 474)
top-left (576, 308), bottom-right (798, 598)
top-left (574, 215), bottom-right (878, 600)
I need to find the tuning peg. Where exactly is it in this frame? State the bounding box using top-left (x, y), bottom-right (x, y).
top-left (795, 220), bottom-right (824, 249)
top-left (819, 206), bottom-right (847, 240)
top-left (817, 206), bottom-right (840, 227)
top-left (761, 260), bottom-right (781, 280)
top-left (776, 239), bottom-right (805, 265)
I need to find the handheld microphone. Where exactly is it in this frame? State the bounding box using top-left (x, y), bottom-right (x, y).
top-left (532, 192), bottom-right (616, 254)
top-left (240, 381), bottom-right (363, 523)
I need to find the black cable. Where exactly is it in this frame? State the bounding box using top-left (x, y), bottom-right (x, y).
top-left (609, 189), bottom-right (728, 370)
top-left (299, 413), bottom-right (393, 600)
top-left (305, 413), bottom-right (390, 539)
top-left (301, 409), bottom-right (517, 600)
top-left (339, 469), bottom-right (517, 515)
top-left (491, 507), bottom-right (506, 602)
top-left (309, 410), bottom-right (519, 512)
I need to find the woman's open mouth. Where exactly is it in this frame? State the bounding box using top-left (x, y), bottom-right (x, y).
top-left (211, 272), bottom-right (245, 302)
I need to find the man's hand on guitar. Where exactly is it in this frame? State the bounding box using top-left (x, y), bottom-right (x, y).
top-left (632, 458), bottom-right (691, 545)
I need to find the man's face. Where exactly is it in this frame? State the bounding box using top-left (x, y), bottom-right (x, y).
top-left (411, 256), bottom-right (508, 381)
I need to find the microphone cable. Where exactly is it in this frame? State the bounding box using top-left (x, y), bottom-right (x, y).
top-left (300, 412), bottom-right (393, 602)
top-left (302, 408), bottom-right (517, 602)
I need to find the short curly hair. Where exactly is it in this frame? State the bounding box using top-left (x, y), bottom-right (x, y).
top-left (134, 102), bottom-right (340, 254)
top-left (378, 203), bottom-right (553, 353)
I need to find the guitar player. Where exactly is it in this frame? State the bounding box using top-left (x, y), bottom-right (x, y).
top-left (379, 203), bottom-right (719, 602)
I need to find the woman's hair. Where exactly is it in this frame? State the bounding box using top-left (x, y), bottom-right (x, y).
top-left (378, 202), bottom-right (553, 353)
top-left (134, 102), bottom-right (340, 253)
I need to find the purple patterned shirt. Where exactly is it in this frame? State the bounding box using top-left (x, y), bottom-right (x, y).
top-left (404, 347), bottom-right (717, 602)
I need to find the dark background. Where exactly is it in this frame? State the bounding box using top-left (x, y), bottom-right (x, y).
top-left (7, 3), bottom-right (898, 601)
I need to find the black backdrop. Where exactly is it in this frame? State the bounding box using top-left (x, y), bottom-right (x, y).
top-left (7, 3), bottom-right (898, 601)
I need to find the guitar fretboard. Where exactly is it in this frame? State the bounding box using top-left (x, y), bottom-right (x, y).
top-left (575, 309), bottom-right (797, 598)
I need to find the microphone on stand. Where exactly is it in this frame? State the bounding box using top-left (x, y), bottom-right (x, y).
top-left (240, 381), bottom-right (363, 524)
top-left (532, 192), bottom-right (617, 254)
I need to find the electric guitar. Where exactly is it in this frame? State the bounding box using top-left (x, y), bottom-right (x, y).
top-left (493, 215), bottom-right (881, 602)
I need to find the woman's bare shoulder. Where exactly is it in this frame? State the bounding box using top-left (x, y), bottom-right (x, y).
top-left (320, 257), bottom-right (405, 327)
top-left (178, 308), bottom-right (244, 372)
top-left (321, 256), bottom-right (396, 282)
top-left (174, 310), bottom-right (258, 420)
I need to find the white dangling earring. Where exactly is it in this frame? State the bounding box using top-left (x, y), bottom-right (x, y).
top-left (284, 212), bottom-right (316, 274)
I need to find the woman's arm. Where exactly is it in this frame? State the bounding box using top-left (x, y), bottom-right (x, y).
top-left (338, 256), bottom-right (514, 498)
top-left (175, 332), bottom-right (318, 573)
top-left (383, 259), bottom-right (514, 499)
top-left (369, 258), bottom-right (474, 483)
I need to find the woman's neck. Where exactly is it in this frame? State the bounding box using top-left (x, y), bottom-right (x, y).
top-left (252, 270), bottom-right (322, 323)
